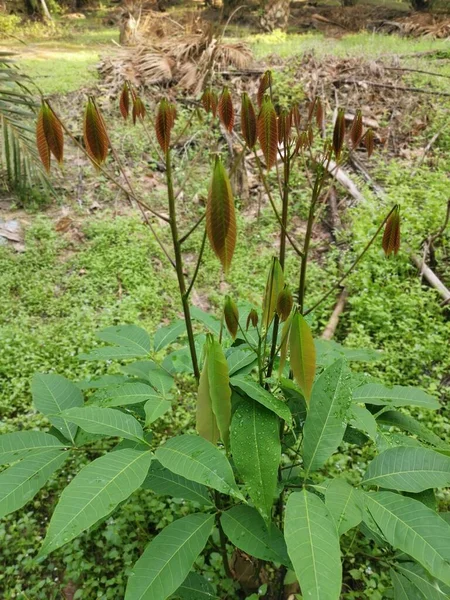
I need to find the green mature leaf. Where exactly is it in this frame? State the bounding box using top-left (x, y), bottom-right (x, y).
top-left (315, 340), bottom-right (381, 368)
top-left (303, 359), bottom-right (352, 474)
top-left (231, 376), bottom-right (292, 424)
top-left (32, 374), bottom-right (83, 444)
top-left (207, 337), bottom-right (232, 451)
top-left (190, 307), bottom-right (221, 337)
top-left (122, 361), bottom-right (174, 398)
top-left (396, 562), bottom-right (450, 599)
top-left (285, 489), bottom-right (342, 600)
top-left (90, 383), bottom-right (163, 407)
top-left (144, 398), bottom-right (171, 426)
top-left (154, 321), bottom-right (185, 352)
top-left (221, 505), bottom-right (290, 565)
top-left (363, 491), bottom-right (450, 585)
top-left (353, 384), bottom-right (439, 410)
top-left (76, 375), bottom-right (129, 390)
top-left (0, 431), bottom-right (65, 464)
top-left (155, 435), bottom-right (242, 499)
top-left (350, 404), bottom-right (377, 441)
top-left (362, 447), bottom-right (450, 492)
top-left (173, 572), bottom-right (217, 599)
top-left (96, 325), bottom-right (151, 354)
top-left (125, 513), bottom-right (214, 600)
top-left (377, 411), bottom-right (449, 450)
top-left (325, 478), bottom-right (363, 535)
top-left (391, 568), bottom-right (425, 600)
top-left (39, 449), bottom-right (152, 557)
top-left (61, 407), bottom-right (145, 442)
top-left (142, 461), bottom-right (213, 506)
top-left (376, 430), bottom-right (422, 453)
top-left (79, 347), bottom-right (149, 361)
top-left (0, 449), bottom-right (69, 519)
top-left (226, 347), bottom-right (256, 376)
top-left (231, 399), bottom-right (280, 521)
top-left (289, 311), bottom-right (316, 403)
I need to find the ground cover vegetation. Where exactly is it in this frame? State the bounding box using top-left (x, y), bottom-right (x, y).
top-left (0, 1), bottom-right (449, 598)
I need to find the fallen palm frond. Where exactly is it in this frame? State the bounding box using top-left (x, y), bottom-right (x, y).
top-left (99, 32), bottom-right (253, 94)
top-left (0, 52), bottom-right (53, 196)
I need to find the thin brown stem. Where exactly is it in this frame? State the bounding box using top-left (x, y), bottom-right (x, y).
top-left (185, 228), bottom-right (207, 297)
top-left (304, 205), bottom-right (398, 316)
top-left (165, 148), bottom-right (200, 383)
top-left (179, 213), bottom-right (206, 245)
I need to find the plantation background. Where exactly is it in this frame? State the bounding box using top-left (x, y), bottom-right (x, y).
top-left (1, 0), bottom-right (450, 597)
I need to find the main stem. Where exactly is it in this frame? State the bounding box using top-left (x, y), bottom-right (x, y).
top-left (267, 151), bottom-right (290, 379)
top-left (298, 173), bottom-right (321, 314)
top-left (165, 149), bottom-right (200, 383)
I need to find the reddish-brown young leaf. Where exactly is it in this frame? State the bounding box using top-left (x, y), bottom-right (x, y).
top-left (246, 308), bottom-right (258, 330)
top-left (155, 98), bottom-right (176, 153)
top-left (211, 91), bottom-right (218, 118)
top-left (206, 156), bottom-right (237, 275)
top-left (119, 83), bottom-right (130, 120)
top-left (218, 87), bottom-right (234, 132)
top-left (257, 70), bottom-right (272, 108)
top-left (307, 98), bottom-right (316, 124)
top-left (350, 109), bottom-right (363, 148)
top-left (224, 295), bottom-right (239, 340)
top-left (365, 128), bottom-right (375, 158)
top-left (262, 257), bottom-right (284, 330)
top-left (36, 103), bottom-right (50, 173)
top-left (83, 98), bottom-right (109, 165)
top-left (333, 108), bottom-right (346, 159)
top-left (241, 92), bottom-right (257, 148)
top-left (278, 109), bottom-right (292, 145)
top-left (290, 104), bottom-right (301, 131)
top-left (201, 88), bottom-right (213, 114)
top-left (257, 96), bottom-right (278, 170)
top-left (316, 98), bottom-right (325, 131)
top-left (132, 97), bottom-right (146, 125)
top-left (276, 287), bottom-right (293, 322)
top-left (307, 126), bottom-right (314, 147)
top-left (382, 206), bottom-right (401, 257)
top-left (41, 102), bottom-right (63, 164)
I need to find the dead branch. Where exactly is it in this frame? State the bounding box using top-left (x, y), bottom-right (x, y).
top-left (336, 80), bottom-right (450, 98)
top-left (321, 289), bottom-right (348, 340)
top-left (410, 255), bottom-right (450, 306)
top-left (325, 160), bottom-right (365, 203)
top-left (383, 66), bottom-right (450, 80)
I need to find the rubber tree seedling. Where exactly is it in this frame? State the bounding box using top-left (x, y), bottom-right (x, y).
top-left (2, 73), bottom-right (447, 600)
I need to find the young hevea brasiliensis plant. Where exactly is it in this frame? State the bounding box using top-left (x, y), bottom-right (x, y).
top-left (0, 72), bottom-right (447, 600)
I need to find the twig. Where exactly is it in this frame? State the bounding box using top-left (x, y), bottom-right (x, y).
top-left (412, 120), bottom-right (449, 175)
top-left (383, 66), bottom-right (450, 80)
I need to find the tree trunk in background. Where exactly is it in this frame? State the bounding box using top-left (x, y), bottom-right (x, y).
top-left (409, 0), bottom-right (435, 10)
top-left (39, 0), bottom-right (53, 20)
top-left (259, 0), bottom-right (290, 32)
top-left (222, 0), bottom-right (242, 19)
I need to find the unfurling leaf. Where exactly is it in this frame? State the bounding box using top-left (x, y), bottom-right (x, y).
top-left (307, 125), bottom-right (314, 146)
top-left (83, 98), bottom-right (109, 165)
top-left (246, 309), bottom-right (259, 331)
top-left (241, 92), bottom-right (257, 148)
top-left (36, 101), bottom-right (64, 172)
top-left (315, 98), bottom-right (325, 130)
top-left (257, 96), bottom-right (278, 170)
top-left (206, 156), bottom-right (237, 274)
top-left (350, 109), bottom-right (363, 148)
top-left (196, 345), bottom-right (219, 446)
top-left (207, 336), bottom-right (232, 452)
top-left (257, 70), bottom-right (272, 108)
top-left (119, 83), bottom-right (130, 120)
top-left (332, 108), bottom-right (346, 159)
top-left (262, 258), bottom-right (284, 330)
top-left (276, 287), bottom-right (293, 322)
top-left (278, 313), bottom-right (292, 377)
top-left (382, 206), bottom-right (400, 257)
top-left (289, 311), bottom-right (316, 403)
top-left (278, 110), bottom-right (292, 145)
top-left (201, 88), bottom-right (213, 114)
top-left (218, 87), bottom-right (234, 132)
top-left (224, 296), bottom-right (239, 340)
top-left (365, 128), bottom-right (375, 157)
top-left (155, 98), bottom-right (176, 153)
top-left (132, 96), bottom-right (146, 125)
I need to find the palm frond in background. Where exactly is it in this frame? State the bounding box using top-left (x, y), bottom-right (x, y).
top-left (0, 51), bottom-right (53, 197)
